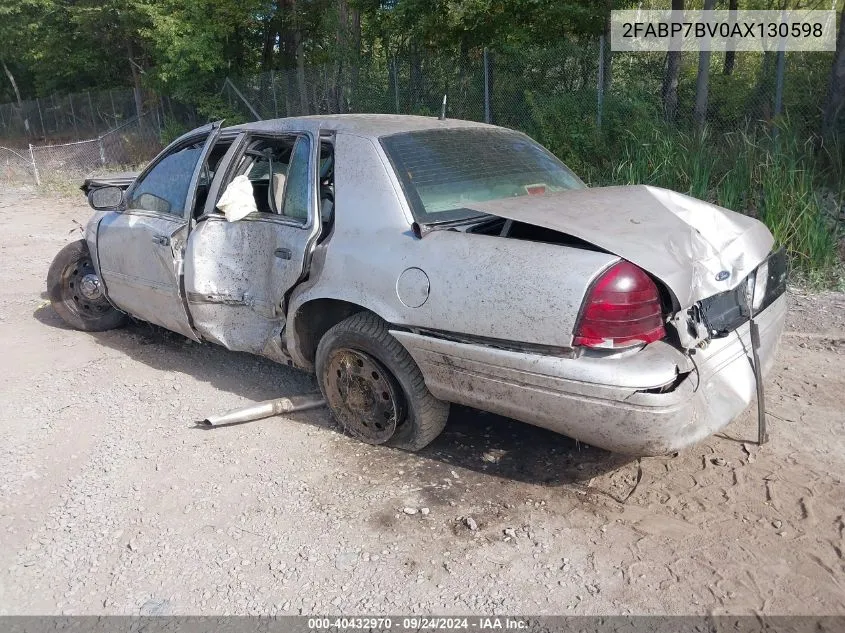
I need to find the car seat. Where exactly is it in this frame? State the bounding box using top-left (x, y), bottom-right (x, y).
top-left (271, 172), bottom-right (287, 214)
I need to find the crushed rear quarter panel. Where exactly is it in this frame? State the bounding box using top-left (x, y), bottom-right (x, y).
top-left (288, 132), bottom-right (619, 352)
top-left (466, 185), bottom-right (774, 308)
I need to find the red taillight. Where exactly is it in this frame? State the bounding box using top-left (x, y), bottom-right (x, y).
top-left (573, 261), bottom-right (666, 349)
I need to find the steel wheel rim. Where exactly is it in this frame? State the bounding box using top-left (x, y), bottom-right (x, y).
top-left (325, 349), bottom-right (405, 444)
top-left (60, 256), bottom-right (111, 320)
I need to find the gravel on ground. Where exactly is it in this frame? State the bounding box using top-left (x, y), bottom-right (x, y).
top-left (0, 184), bottom-right (843, 616)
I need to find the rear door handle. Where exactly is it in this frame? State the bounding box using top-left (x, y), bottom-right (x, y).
top-left (274, 248), bottom-right (292, 260)
top-left (152, 235), bottom-right (170, 246)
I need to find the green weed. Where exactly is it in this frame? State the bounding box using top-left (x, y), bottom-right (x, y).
top-left (534, 114), bottom-right (842, 285)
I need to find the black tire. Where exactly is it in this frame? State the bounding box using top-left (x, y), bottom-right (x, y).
top-left (315, 311), bottom-right (450, 451)
top-left (47, 239), bottom-right (127, 332)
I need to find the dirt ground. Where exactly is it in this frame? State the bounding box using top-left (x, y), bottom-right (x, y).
top-left (0, 184), bottom-right (843, 617)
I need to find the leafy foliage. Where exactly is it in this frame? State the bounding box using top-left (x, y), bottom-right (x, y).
top-left (0, 0), bottom-right (843, 282)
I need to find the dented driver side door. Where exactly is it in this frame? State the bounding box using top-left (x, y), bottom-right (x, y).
top-left (96, 122), bottom-right (222, 340)
top-left (183, 127), bottom-right (321, 358)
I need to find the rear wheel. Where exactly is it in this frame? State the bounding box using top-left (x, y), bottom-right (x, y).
top-left (315, 312), bottom-right (450, 451)
top-left (47, 239), bottom-right (127, 331)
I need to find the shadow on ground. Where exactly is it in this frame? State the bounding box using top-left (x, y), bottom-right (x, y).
top-left (34, 305), bottom-right (633, 488)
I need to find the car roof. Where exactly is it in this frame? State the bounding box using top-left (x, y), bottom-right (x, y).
top-left (226, 114), bottom-right (498, 139)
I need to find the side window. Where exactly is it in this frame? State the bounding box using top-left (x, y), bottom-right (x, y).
top-left (199, 140), bottom-right (232, 188)
top-left (194, 139), bottom-right (234, 218)
top-left (318, 140), bottom-right (335, 232)
top-left (221, 134), bottom-right (312, 222)
top-left (127, 142), bottom-right (204, 216)
top-left (281, 135), bottom-right (311, 221)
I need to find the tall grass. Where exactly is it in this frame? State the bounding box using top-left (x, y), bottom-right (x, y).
top-left (597, 124), bottom-right (842, 284)
top-left (525, 79), bottom-right (842, 287)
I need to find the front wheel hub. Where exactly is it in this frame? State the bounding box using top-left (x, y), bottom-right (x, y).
top-left (79, 273), bottom-right (103, 300)
top-left (61, 257), bottom-right (111, 319)
top-left (324, 349), bottom-right (406, 444)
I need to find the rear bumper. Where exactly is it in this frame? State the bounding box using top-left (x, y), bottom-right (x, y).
top-left (390, 294), bottom-right (787, 455)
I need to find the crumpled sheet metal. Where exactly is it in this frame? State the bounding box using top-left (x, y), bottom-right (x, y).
top-left (184, 216), bottom-right (284, 353)
top-left (389, 294), bottom-right (786, 455)
top-left (465, 185), bottom-right (774, 308)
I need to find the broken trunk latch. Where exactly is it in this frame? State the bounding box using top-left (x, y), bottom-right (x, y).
top-left (668, 304), bottom-right (711, 350)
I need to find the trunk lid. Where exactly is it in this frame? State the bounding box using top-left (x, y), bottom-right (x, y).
top-left (464, 185), bottom-right (774, 308)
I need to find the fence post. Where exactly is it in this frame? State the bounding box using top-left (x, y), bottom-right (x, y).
top-left (271, 70), bottom-right (279, 118)
top-left (224, 78), bottom-right (263, 121)
top-left (69, 94), bottom-right (79, 141)
top-left (133, 86), bottom-right (143, 123)
top-left (87, 90), bottom-right (96, 132)
top-left (157, 96), bottom-right (165, 139)
top-left (98, 136), bottom-right (106, 165)
top-left (483, 47), bottom-right (491, 124)
top-left (774, 50), bottom-right (785, 120)
top-left (391, 58), bottom-right (400, 114)
top-left (109, 89), bottom-right (118, 125)
top-left (28, 144), bottom-right (41, 186)
top-left (36, 98), bottom-right (46, 138)
top-left (52, 94), bottom-right (59, 132)
top-left (597, 35), bottom-right (605, 130)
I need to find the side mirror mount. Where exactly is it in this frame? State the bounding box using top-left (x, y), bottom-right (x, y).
top-left (88, 186), bottom-right (124, 211)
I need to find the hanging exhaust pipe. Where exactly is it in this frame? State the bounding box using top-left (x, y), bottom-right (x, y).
top-left (197, 394), bottom-right (326, 427)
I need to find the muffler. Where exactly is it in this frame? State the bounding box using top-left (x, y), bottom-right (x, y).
top-left (197, 394), bottom-right (325, 427)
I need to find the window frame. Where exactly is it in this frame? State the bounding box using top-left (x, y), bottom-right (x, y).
top-left (205, 131), bottom-right (318, 229)
top-left (121, 123), bottom-right (222, 221)
top-left (379, 127), bottom-right (586, 225)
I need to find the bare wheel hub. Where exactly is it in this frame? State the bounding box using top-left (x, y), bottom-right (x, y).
top-left (79, 273), bottom-right (103, 300)
top-left (61, 256), bottom-right (111, 320)
top-left (325, 349), bottom-right (405, 444)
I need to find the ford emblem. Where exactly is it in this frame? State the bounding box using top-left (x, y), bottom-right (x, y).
top-left (715, 270), bottom-right (730, 281)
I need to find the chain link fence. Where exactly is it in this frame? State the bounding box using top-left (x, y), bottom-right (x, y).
top-left (0, 146), bottom-right (37, 183)
top-left (29, 111), bottom-right (163, 183)
top-left (0, 88), bottom-right (142, 145)
top-left (1, 111), bottom-right (165, 186)
top-left (221, 42), bottom-right (833, 139)
top-left (0, 40), bottom-right (838, 188)
top-left (0, 85), bottom-right (204, 186)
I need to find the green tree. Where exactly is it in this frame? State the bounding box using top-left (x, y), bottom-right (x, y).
top-left (0, 0), bottom-right (50, 109)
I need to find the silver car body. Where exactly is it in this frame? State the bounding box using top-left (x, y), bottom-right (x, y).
top-left (82, 114), bottom-right (786, 455)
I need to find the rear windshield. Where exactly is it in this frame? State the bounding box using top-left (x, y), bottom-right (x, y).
top-left (381, 128), bottom-right (585, 223)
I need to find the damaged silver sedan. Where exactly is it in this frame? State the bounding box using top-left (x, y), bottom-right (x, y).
top-left (47, 115), bottom-right (787, 455)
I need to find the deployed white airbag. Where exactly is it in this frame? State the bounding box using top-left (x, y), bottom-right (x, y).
top-left (216, 175), bottom-right (258, 222)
